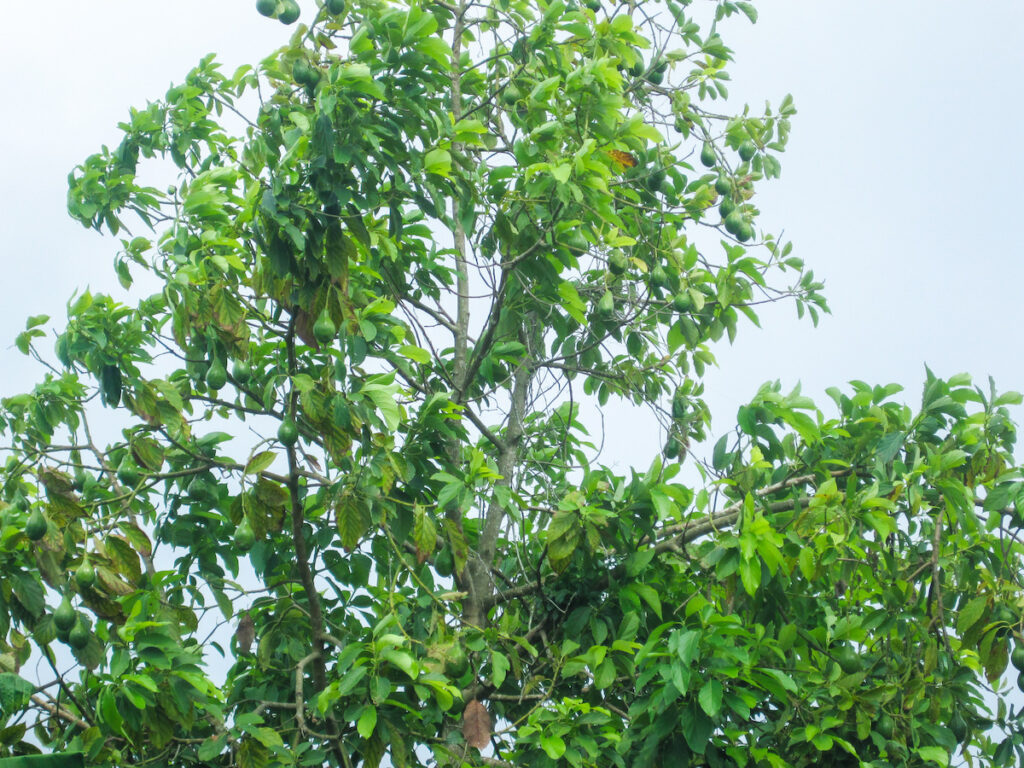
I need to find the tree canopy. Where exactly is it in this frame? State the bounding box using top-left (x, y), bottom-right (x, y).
top-left (2, 1), bottom-right (1024, 767)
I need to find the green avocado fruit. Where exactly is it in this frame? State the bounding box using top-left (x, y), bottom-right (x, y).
top-left (234, 518), bottom-right (256, 552)
top-left (278, 0), bottom-right (300, 24)
top-left (206, 358), bottom-right (228, 391)
top-left (608, 251), bottom-right (627, 276)
top-left (293, 58), bottom-right (319, 87)
top-left (313, 308), bottom-right (337, 345)
top-left (565, 230), bottom-right (589, 252)
top-left (25, 508), bottom-right (47, 541)
top-left (700, 142), bottom-right (716, 168)
top-left (116, 456), bottom-right (140, 488)
top-left (256, 0), bottom-right (277, 17)
top-left (834, 646), bottom-right (861, 674)
top-left (735, 220), bottom-right (754, 243)
top-left (326, 0), bottom-right (346, 14)
top-left (646, 62), bottom-right (667, 85)
top-left (68, 617), bottom-right (90, 650)
top-left (738, 139), bottom-right (757, 162)
top-left (1011, 644), bottom-right (1024, 672)
top-left (664, 436), bottom-right (682, 459)
top-left (444, 644), bottom-right (470, 678)
top-left (231, 360), bottom-right (252, 383)
top-left (875, 712), bottom-right (895, 740)
top-left (724, 209), bottom-right (744, 236)
top-left (671, 388), bottom-right (688, 419)
top-left (75, 558), bottom-right (96, 590)
top-left (672, 292), bottom-right (692, 314)
top-left (278, 419), bottom-right (300, 447)
top-left (649, 264), bottom-right (669, 289)
top-left (54, 596), bottom-right (77, 633)
top-left (645, 169), bottom-right (667, 193)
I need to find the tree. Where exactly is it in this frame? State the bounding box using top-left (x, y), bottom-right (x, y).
top-left (1, 0), bottom-right (1022, 766)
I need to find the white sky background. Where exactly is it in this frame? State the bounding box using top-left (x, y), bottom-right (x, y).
top-left (1, 0), bottom-right (1023, 459)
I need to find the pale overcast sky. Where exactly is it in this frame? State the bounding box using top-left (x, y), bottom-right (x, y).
top-left (1, 1), bottom-right (1022, 468)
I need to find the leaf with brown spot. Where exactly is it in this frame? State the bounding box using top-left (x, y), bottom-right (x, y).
top-left (104, 534), bottom-right (142, 584)
top-left (442, 518), bottom-right (469, 577)
top-left (462, 699), bottom-right (490, 750)
top-left (413, 504), bottom-right (436, 564)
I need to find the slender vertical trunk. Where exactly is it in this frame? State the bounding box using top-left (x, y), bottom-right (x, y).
top-left (451, 1), bottom-right (470, 398)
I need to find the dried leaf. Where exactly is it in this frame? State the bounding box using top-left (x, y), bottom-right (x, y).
top-left (294, 307), bottom-right (319, 349)
top-left (462, 699), bottom-right (490, 750)
top-left (236, 611), bottom-right (255, 655)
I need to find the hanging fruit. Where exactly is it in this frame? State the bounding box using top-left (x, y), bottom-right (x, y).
top-left (75, 557), bottom-right (96, 590)
top-left (25, 508), bottom-right (47, 541)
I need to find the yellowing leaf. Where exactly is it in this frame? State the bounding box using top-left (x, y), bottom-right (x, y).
top-left (413, 504), bottom-right (437, 564)
top-left (336, 492), bottom-right (371, 552)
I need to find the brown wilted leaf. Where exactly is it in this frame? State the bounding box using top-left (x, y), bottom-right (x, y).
top-left (293, 307), bottom-right (319, 349)
top-left (236, 611), bottom-right (255, 656)
top-left (462, 699), bottom-right (491, 750)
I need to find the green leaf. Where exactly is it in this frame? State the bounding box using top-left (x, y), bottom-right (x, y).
top-left (556, 281), bottom-right (587, 324)
top-left (381, 648), bottom-right (417, 679)
top-left (399, 344), bottom-right (431, 364)
top-left (244, 451), bottom-right (277, 475)
top-left (798, 548), bottom-right (815, 581)
top-left (739, 557), bottom-right (761, 596)
top-left (916, 746), bottom-right (949, 767)
top-left (417, 36), bottom-right (453, 67)
top-left (551, 162), bottom-right (571, 184)
top-left (712, 434), bottom-right (730, 470)
top-left (198, 735), bottom-right (227, 761)
top-left (0, 673), bottom-right (33, 719)
top-left (357, 705), bottom-right (378, 739)
top-left (736, 2), bottom-right (758, 22)
top-left (682, 701), bottom-right (712, 754)
top-left (957, 595), bottom-right (988, 635)
top-left (698, 679), bottom-right (722, 717)
top-left (630, 583), bottom-right (662, 619)
top-left (491, 651), bottom-right (509, 689)
top-left (98, 687), bottom-right (125, 736)
top-left (594, 658), bottom-right (616, 690)
top-left (424, 148), bottom-right (452, 177)
top-left (540, 734), bottom-right (566, 759)
top-left (336, 665), bottom-right (368, 697)
top-left (674, 629), bottom-right (701, 666)
top-left (361, 378), bottom-right (402, 431)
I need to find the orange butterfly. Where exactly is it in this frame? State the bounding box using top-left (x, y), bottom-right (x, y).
top-left (606, 149), bottom-right (639, 168)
